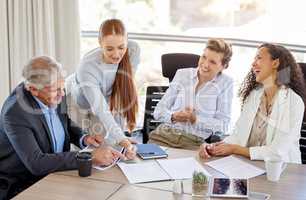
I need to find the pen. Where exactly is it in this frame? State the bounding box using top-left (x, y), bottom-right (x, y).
top-left (116, 147), bottom-right (126, 162)
top-left (141, 152), bottom-right (155, 155)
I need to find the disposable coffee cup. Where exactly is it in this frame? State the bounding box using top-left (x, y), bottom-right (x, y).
top-left (76, 152), bottom-right (92, 177)
top-left (265, 157), bottom-right (287, 182)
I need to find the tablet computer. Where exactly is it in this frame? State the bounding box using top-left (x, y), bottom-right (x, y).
top-left (209, 178), bottom-right (249, 198)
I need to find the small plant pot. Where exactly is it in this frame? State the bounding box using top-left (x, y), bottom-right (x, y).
top-left (192, 182), bottom-right (209, 197)
top-left (191, 170), bottom-right (210, 197)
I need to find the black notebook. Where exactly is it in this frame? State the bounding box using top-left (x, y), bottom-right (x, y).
top-left (136, 144), bottom-right (168, 160)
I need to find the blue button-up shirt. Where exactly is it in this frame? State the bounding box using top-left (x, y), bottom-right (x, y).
top-left (34, 97), bottom-right (65, 152)
top-left (153, 68), bottom-right (234, 138)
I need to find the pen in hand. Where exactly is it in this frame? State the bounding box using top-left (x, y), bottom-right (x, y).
top-left (125, 144), bottom-right (137, 160)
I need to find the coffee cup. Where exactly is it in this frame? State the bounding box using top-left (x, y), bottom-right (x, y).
top-left (265, 157), bottom-right (287, 182)
top-left (76, 151), bottom-right (92, 177)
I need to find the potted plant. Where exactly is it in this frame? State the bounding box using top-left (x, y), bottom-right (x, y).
top-left (192, 171), bottom-right (209, 197)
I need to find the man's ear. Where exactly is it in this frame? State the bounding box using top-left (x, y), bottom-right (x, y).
top-left (27, 85), bottom-right (39, 96)
top-left (272, 58), bottom-right (280, 69)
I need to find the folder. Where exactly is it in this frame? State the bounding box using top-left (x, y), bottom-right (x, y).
top-left (136, 144), bottom-right (168, 160)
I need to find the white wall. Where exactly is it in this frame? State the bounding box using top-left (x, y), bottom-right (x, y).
top-left (0, 1), bottom-right (10, 109)
top-left (0, 0), bottom-right (80, 110)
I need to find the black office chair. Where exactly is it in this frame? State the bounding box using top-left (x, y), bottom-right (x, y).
top-left (161, 53), bottom-right (200, 82)
top-left (142, 53), bottom-right (200, 143)
top-left (298, 62), bottom-right (306, 164)
top-left (142, 86), bottom-right (168, 143)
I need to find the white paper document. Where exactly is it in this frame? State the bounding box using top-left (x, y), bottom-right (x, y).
top-left (117, 161), bottom-right (171, 184)
top-left (157, 157), bottom-right (211, 180)
top-left (117, 157), bottom-right (210, 184)
top-left (206, 156), bottom-right (265, 179)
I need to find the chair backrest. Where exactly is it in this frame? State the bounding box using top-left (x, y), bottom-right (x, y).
top-left (142, 53), bottom-right (200, 143)
top-left (298, 62), bottom-right (306, 164)
top-left (142, 86), bottom-right (168, 143)
top-left (161, 53), bottom-right (200, 82)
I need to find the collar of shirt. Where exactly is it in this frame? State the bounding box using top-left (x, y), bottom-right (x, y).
top-left (194, 69), bottom-right (221, 85)
top-left (33, 96), bottom-right (57, 114)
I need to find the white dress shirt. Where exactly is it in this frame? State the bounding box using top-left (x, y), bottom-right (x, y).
top-left (154, 68), bottom-right (234, 139)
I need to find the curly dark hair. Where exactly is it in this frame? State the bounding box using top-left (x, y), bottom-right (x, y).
top-left (239, 43), bottom-right (306, 112)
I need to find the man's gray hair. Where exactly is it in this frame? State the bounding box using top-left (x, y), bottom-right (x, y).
top-left (22, 56), bottom-right (63, 89)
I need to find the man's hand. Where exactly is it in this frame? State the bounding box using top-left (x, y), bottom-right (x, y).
top-left (92, 146), bottom-right (126, 166)
top-left (84, 134), bottom-right (103, 147)
top-left (119, 138), bottom-right (138, 160)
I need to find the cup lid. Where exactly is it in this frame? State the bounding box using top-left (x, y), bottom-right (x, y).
top-left (76, 151), bottom-right (92, 160)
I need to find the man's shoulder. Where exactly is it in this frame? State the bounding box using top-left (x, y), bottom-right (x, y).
top-left (1, 83), bottom-right (36, 122)
top-left (1, 84), bottom-right (23, 115)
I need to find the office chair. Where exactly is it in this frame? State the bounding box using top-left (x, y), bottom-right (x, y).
top-left (142, 86), bottom-right (168, 143)
top-left (161, 53), bottom-right (200, 82)
top-left (298, 62), bottom-right (306, 164)
top-left (161, 53), bottom-right (224, 143)
top-left (142, 53), bottom-right (200, 143)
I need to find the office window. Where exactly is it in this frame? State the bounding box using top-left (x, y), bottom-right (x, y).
top-left (79, 0), bottom-right (306, 129)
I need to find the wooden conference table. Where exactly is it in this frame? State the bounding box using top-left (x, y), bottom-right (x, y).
top-left (13, 148), bottom-right (306, 200)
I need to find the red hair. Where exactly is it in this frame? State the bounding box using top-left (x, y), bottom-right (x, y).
top-left (99, 19), bottom-right (138, 132)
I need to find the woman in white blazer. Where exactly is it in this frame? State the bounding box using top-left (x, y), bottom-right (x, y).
top-left (199, 43), bottom-right (306, 163)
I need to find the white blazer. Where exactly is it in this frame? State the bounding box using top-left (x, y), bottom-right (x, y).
top-left (224, 86), bottom-right (304, 163)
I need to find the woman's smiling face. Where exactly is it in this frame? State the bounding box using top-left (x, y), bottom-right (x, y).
top-left (100, 34), bottom-right (127, 64)
top-left (252, 47), bottom-right (279, 84)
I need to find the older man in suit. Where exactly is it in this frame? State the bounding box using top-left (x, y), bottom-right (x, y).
top-left (0, 56), bottom-right (125, 199)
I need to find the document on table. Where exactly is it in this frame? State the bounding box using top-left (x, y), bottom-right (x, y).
top-left (206, 156), bottom-right (265, 179)
top-left (117, 157), bottom-right (211, 184)
top-left (117, 161), bottom-right (171, 184)
top-left (157, 157), bottom-right (211, 180)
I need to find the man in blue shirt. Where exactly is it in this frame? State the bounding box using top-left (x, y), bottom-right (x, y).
top-left (0, 56), bottom-right (125, 199)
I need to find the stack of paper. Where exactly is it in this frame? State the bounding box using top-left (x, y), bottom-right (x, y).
top-left (206, 156), bottom-right (265, 179)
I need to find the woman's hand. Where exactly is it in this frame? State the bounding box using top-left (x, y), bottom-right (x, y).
top-left (119, 138), bottom-right (138, 160)
top-left (199, 143), bottom-right (215, 159)
top-left (204, 142), bottom-right (250, 158)
top-left (211, 142), bottom-right (236, 156)
top-left (172, 107), bottom-right (196, 124)
top-left (125, 145), bottom-right (137, 160)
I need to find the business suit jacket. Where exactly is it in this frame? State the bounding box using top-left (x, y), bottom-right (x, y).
top-left (224, 86), bottom-right (304, 163)
top-left (0, 83), bottom-right (84, 197)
